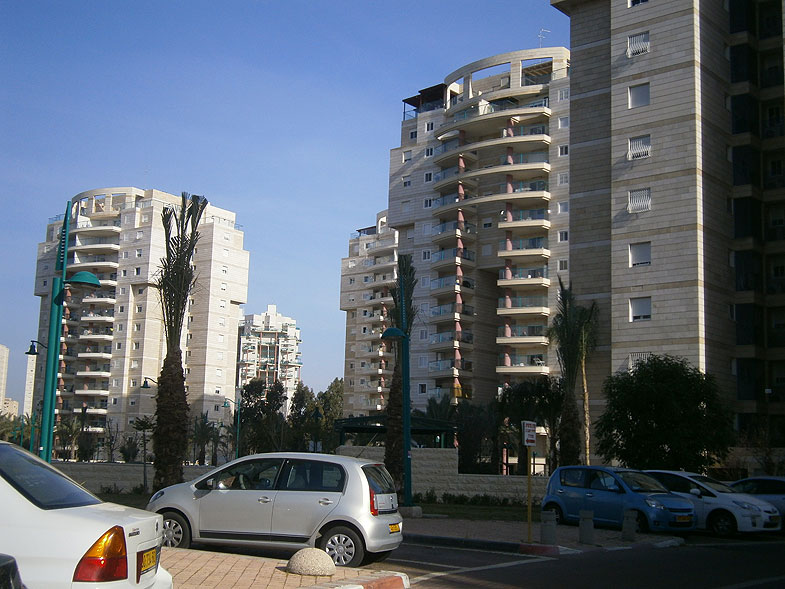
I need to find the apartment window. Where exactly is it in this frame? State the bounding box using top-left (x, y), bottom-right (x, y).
top-left (117, 324), bottom-right (123, 332)
top-left (129, 400), bottom-right (136, 406)
top-left (558, 259), bottom-right (568, 271)
top-left (223, 232), bottom-right (231, 241)
top-left (424, 172), bottom-right (433, 183)
top-left (216, 368), bottom-right (223, 377)
top-left (558, 117), bottom-right (569, 129)
top-left (629, 135), bottom-right (653, 162)
top-left (134, 267), bottom-right (141, 276)
top-left (403, 150), bottom-right (412, 162)
top-left (134, 323), bottom-right (141, 331)
top-left (221, 282), bottom-right (227, 291)
top-left (423, 198), bottom-right (432, 209)
top-left (136, 231), bottom-right (143, 240)
top-left (558, 88), bottom-right (569, 101)
top-left (629, 0), bottom-right (648, 6)
top-left (421, 274), bottom-right (430, 289)
top-left (42, 279), bottom-right (47, 286)
top-left (627, 31), bottom-right (650, 57)
top-left (138, 288), bottom-right (144, 294)
top-left (558, 231), bottom-right (569, 242)
top-left (630, 297), bottom-right (652, 321)
top-left (223, 248), bottom-right (229, 257)
top-left (628, 188), bottom-right (652, 212)
top-left (363, 275), bottom-right (371, 283)
top-left (419, 383), bottom-right (427, 395)
top-left (410, 130), bottom-right (418, 139)
top-left (402, 176), bottom-right (411, 187)
top-left (628, 352), bottom-right (652, 370)
top-left (122, 251), bottom-right (129, 259)
top-left (121, 269), bottom-right (127, 277)
top-left (558, 201), bottom-right (569, 214)
top-left (135, 248), bottom-right (142, 257)
top-left (119, 305), bottom-right (125, 313)
top-left (422, 249), bottom-right (431, 261)
top-left (426, 122), bottom-right (434, 131)
top-left (418, 356), bottom-right (428, 368)
top-left (420, 329), bottom-right (428, 341)
top-left (558, 145), bottom-right (569, 156)
top-left (425, 147), bottom-right (434, 157)
top-left (628, 83), bottom-right (650, 108)
top-left (483, 217), bottom-right (493, 228)
top-left (219, 299), bottom-right (226, 309)
top-left (116, 342), bottom-right (122, 350)
top-left (420, 303), bottom-right (429, 313)
top-left (133, 341), bottom-right (140, 350)
top-left (221, 265), bottom-right (228, 275)
top-left (136, 305), bottom-right (143, 312)
top-left (348, 277), bottom-right (355, 285)
top-left (629, 242), bottom-right (652, 267)
top-left (131, 360), bottom-right (139, 369)
top-left (218, 334), bottom-right (224, 343)
top-left (558, 172), bottom-right (569, 185)
top-left (218, 317), bottom-right (225, 327)
top-left (482, 244), bottom-right (493, 256)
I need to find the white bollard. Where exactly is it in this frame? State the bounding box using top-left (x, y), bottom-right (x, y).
top-left (579, 510), bottom-right (595, 545)
top-left (622, 510), bottom-right (637, 542)
top-left (540, 510), bottom-right (557, 545)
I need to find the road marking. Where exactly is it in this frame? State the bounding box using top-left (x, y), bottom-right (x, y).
top-left (409, 556), bottom-right (554, 585)
top-left (716, 575), bottom-right (785, 589)
top-left (389, 558), bottom-right (461, 569)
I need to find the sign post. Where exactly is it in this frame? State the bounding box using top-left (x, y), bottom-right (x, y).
top-left (522, 420), bottom-right (537, 542)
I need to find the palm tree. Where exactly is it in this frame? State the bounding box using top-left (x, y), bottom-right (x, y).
top-left (133, 415), bottom-right (155, 492)
top-left (547, 278), bottom-right (598, 465)
top-left (55, 417), bottom-right (81, 461)
top-left (191, 412), bottom-right (213, 466)
top-left (152, 192), bottom-right (208, 490)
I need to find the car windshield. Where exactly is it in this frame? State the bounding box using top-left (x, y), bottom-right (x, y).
top-left (362, 464), bottom-right (396, 494)
top-left (689, 475), bottom-right (737, 493)
top-left (0, 445), bottom-right (100, 509)
top-left (616, 470), bottom-right (668, 493)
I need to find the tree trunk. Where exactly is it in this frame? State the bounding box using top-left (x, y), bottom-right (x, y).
top-left (559, 392), bottom-right (581, 466)
top-left (582, 359), bottom-right (591, 465)
top-left (153, 350), bottom-right (189, 491)
top-left (384, 362), bottom-right (403, 493)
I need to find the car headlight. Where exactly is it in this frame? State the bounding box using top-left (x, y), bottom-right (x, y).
top-left (732, 500), bottom-right (760, 512)
top-left (645, 498), bottom-right (666, 510)
top-left (150, 490), bottom-right (164, 503)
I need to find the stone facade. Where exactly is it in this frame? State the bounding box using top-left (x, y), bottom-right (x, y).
top-left (54, 461), bottom-right (212, 494)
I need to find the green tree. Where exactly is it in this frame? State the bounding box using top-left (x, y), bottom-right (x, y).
top-left (119, 434), bottom-right (140, 463)
top-left (547, 278), bottom-right (597, 466)
top-left (241, 379), bottom-right (289, 453)
top-left (316, 378), bottom-right (344, 452)
top-left (191, 412), bottom-right (213, 466)
top-left (55, 417), bottom-right (81, 461)
top-left (595, 355), bottom-right (735, 471)
top-left (385, 254), bottom-right (418, 490)
top-left (287, 381), bottom-right (316, 450)
top-left (152, 192), bottom-right (207, 491)
top-left (455, 401), bottom-right (498, 474)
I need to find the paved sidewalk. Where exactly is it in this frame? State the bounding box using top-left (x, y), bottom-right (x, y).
top-left (159, 516), bottom-right (682, 587)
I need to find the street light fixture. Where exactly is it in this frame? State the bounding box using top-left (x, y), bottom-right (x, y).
top-left (223, 394), bottom-right (242, 460)
top-left (34, 202), bottom-right (101, 462)
top-left (140, 377), bottom-right (158, 389)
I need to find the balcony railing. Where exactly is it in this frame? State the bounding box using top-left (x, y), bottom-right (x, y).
top-left (431, 275), bottom-right (476, 290)
top-left (498, 267), bottom-right (548, 279)
top-left (502, 124), bottom-right (548, 138)
top-left (433, 166), bottom-right (465, 183)
top-left (429, 358), bottom-right (473, 372)
top-left (511, 180), bottom-right (549, 193)
top-left (445, 97), bottom-right (549, 126)
top-left (434, 138), bottom-right (463, 155)
top-left (498, 354), bottom-right (546, 367)
top-left (430, 331), bottom-right (474, 345)
top-left (80, 328), bottom-right (113, 336)
top-left (506, 208), bottom-right (548, 221)
top-left (499, 237), bottom-right (548, 251)
top-left (502, 152), bottom-right (549, 165)
top-left (432, 248), bottom-right (476, 263)
top-left (81, 310), bottom-right (115, 319)
top-left (498, 295), bottom-right (549, 308)
top-left (432, 220), bottom-right (477, 236)
top-left (497, 324), bottom-right (547, 337)
top-left (431, 302), bottom-right (475, 317)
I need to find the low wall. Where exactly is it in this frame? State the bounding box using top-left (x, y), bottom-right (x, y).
top-left (54, 461), bottom-right (213, 494)
top-left (337, 446), bottom-right (547, 504)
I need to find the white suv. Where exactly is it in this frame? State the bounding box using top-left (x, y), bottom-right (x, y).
top-left (147, 452), bottom-right (402, 566)
top-left (646, 470), bottom-right (781, 535)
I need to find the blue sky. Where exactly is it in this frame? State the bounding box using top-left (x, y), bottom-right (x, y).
top-left (0, 1), bottom-right (569, 405)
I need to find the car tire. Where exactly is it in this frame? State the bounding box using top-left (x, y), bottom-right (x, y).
top-left (708, 510), bottom-right (737, 537)
top-left (634, 511), bottom-right (649, 533)
top-left (543, 504), bottom-right (564, 525)
top-left (319, 526), bottom-right (365, 567)
top-left (161, 512), bottom-right (191, 549)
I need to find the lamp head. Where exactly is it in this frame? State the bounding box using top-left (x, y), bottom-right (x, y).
top-left (380, 327), bottom-right (406, 340)
top-left (25, 341), bottom-right (39, 356)
top-left (66, 271), bottom-right (102, 288)
top-left (141, 379), bottom-right (151, 389)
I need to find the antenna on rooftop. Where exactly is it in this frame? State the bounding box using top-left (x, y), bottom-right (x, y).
top-left (538, 28), bottom-right (551, 48)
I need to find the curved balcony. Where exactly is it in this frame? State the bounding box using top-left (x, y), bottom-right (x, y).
top-left (431, 302), bottom-right (475, 324)
top-left (497, 266), bottom-right (550, 288)
top-left (81, 291), bottom-right (117, 305)
top-left (496, 323), bottom-right (548, 346)
top-left (433, 180), bottom-right (549, 214)
top-left (78, 351), bottom-right (113, 360)
top-left (434, 124), bottom-right (550, 167)
top-left (365, 236), bottom-right (397, 256)
top-left (498, 237), bottom-right (550, 262)
top-left (76, 367), bottom-right (112, 378)
top-left (431, 247), bottom-right (476, 270)
top-left (71, 222), bottom-right (121, 237)
top-left (438, 101), bottom-right (551, 140)
top-left (498, 208), bottom-right (550, 235)
top-left (497, 295), bottom-right (549, 317)
top-left (431, 220), bottom-right (477, 245)
top-left (428, 358), bottom-right (473, 378)
top-left (68, 256), bottom-right (118, 272)
top-left (429, 330), bottom-right (474, 352)
top-left (496, 352), bottom-right (550, 375)
top-left (74, 388), bottom-right (110, 397)
top-left (430, 274), bottom-right (475, 297)
top-left (70, 242), bottom-right (120, 255)
top-left (79, 328), bottom-right (113, 341)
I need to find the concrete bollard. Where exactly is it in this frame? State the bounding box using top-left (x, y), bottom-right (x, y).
top-left (540, 510), bottom-right (557, 545)
top-left (621, 510), bottom-right (638, 542)
top-left (578, 510), bottom-right (595, 545)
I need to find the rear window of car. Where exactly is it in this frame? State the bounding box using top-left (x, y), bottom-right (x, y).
top-left (0, 445), bottom-right (100, 510)
top-left (560, 468), bottom-right (585, 488)
top-left (362, 464), bottom-right (396, 494)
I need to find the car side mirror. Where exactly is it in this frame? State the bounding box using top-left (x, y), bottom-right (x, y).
top-left (195, 478), bottom-right (215, 491)
top-left (689, 488), bottom-right (701, 497)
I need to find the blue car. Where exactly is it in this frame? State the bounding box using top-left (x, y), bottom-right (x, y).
top-left (542, 466), bottom-right (696, 532)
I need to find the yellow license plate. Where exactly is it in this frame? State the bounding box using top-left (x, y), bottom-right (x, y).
top-left (140, 548), bottom-right (157, 573)
top-left (389, 523), bottom-right (400, 533)
top-left (676, 515), bottom-right (692, 522)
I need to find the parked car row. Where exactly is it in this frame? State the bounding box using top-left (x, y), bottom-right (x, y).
top-left (542, 466), bottom-right (784, 537)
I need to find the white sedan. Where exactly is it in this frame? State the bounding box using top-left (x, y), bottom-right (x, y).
top-left (0, 441), bottom-right (172, 588)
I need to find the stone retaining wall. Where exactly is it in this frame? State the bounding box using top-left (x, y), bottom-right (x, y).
top-left (54, 461), bottom-right (213, 494)
top-left (337, 446), bottom-right (547, 504)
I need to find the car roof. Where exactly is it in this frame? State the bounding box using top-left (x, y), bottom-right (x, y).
top-left (237, 452), bottom-right (382, 467)
top-left (646, 470), bottom-right (700, 477)
top-left (734, 476), bottom-right (785, 481)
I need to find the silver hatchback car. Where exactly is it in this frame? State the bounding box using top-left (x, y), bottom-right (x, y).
top-left (146, 452), bottom-right (402, 566)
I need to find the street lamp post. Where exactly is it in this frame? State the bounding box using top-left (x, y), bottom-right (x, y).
top-left (381, 272), bottom-right (413, 507)
top-left (29, 203), bottom-right (100, 462)
top-left (223, 394), bottom-right (242, 460)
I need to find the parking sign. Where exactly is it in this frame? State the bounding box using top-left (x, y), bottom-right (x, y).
top-left (522, 420), bottom-right (536, 447)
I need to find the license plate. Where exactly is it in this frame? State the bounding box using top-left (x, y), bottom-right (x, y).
top-left (139, 548), bottom-right (157, 574)
top-left (389, 523), bottom-right (400, 533)
top-left (676, 515), bottom-right (692, 522)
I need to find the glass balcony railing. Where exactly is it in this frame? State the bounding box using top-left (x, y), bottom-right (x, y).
top-left (80, 328), bottom-right (113, 336)
top-left (429, 358), bottom-right (473, 372)
top-left (434, 138), bottom-right (462, 155)
top-left (511, 180), bottom-right (549, 193)
top-left (431, 275), bottom-right (476, 290)
top-left (81, 310), bottom-right (115, 319)
top-left (432, 248), bottom-right (476, 263)
top-left (498, 354), bottom-right (546, 367)
top-left (499, 237), bottom-right (548, 251)
top-left (498, 267), bottom-right (548, 279)
top-left (497, 324), bottom-right (547, 337)
top-left (523, 73), bottom-right (552, 86)
top-left (502, 124), bottom-right (548, 138)
top-left (506, 208), bottom-right (548, 221)
top-left (430, 331), bottom-right (474, 345)
top-left (433, 166), bottom-right (464, 183)
top-left (431, 302), bottom-right (475, 317)
top-left (498, 295), bottom-right (549, 309)
top-left (502, 152), bottom-right (549, 165)
top-left (446, 97), bottom-right (548, 126)
top-left (432, 220), bottom-right (477, 236)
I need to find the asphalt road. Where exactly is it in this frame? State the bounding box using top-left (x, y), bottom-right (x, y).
top-left (369, 537), bottom-right (785, 588)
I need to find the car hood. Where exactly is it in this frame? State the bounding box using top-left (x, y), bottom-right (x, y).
top-left (728, 492), bottom-right (779, 513)
top-left (642, 492), bottom-right (694, 509)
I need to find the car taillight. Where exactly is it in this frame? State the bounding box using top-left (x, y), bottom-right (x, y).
top-left (369, 486), bottom-right (379, 516)
top-left (73, 525), bottom-right (128, 582)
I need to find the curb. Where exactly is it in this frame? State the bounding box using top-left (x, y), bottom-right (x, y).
top-left (327, 572), bottom-right (410, 589)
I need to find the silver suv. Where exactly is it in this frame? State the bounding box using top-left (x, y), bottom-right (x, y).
top-left (146, 452), bottom-right (402, 566)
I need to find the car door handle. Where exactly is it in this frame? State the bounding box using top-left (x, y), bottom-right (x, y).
top-left (556, 489), bottom-right (564, 494)
top-left (586, 493), bottom-right (594, 498)
top-left (258, 496), bottom-right (272, 503)
top-left (319, 498), bottom-right (334, 506)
